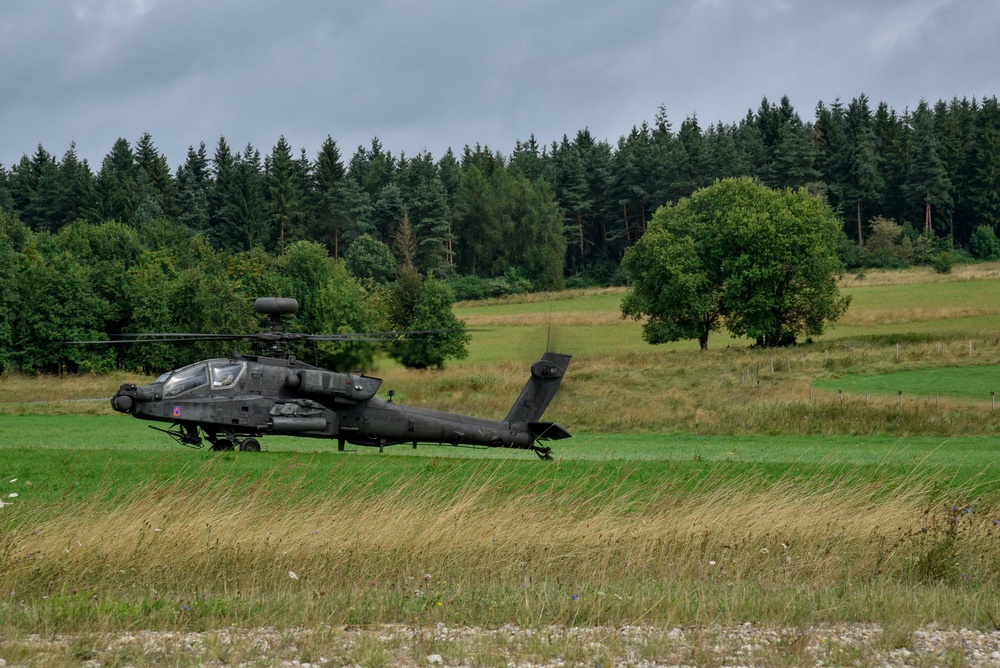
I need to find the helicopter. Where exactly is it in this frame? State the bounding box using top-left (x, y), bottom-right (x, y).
top-left (105, 297), bottom-right (572, 459)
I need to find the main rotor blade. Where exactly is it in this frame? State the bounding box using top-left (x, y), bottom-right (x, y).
top-left (67, 328), bottom-right (466, 345)
top-left (302, 328), bottom-right (465, 342)
top-left (67, 334), bottom-right (248, 344)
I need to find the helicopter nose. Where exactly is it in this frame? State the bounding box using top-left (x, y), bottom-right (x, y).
top-left (112, 394), bottom-right (134, 412)
top-left (112, 383), bottom-right (140, 413)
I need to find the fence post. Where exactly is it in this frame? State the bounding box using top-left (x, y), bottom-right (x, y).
top-left (839, 389), bottom-right (843, 403)
top-left (896, 343), bottom-right (900, 360)
top-left (993, 391), bottom-right (996, 411)
top-left (898, 390), bottom-right (903, 407)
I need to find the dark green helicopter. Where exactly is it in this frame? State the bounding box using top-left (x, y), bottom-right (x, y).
top-left (106, 298), bottom-right (571, 459)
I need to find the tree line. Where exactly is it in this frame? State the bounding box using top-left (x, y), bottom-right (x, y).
top-left (2, 92), bottom-right (1000, 372)
top-left (3, 93), bottom-right (1000, 281)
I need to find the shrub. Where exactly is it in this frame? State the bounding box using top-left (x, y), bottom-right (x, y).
top-left (447, 275), bottom-right (494, 301)
top-left (861, 217), bottom-right (910, 268)
top-left (931, 250), bottom-right (959, 273)
top-left (968, 225), bottom-right (1000, 260)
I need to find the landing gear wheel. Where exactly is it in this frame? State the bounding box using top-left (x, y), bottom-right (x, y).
top-left (211, 439), bottom-right (235, 451)
top-left (239, 437), bottom-right (261, 452)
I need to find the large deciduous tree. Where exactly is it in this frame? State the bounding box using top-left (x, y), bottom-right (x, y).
top-left (622, 178), bottom-right (849, 349)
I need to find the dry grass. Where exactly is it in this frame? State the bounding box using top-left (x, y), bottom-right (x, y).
top-left (462, 310), bottom-right (625, 327)
top-left (0, 371), bottom-right (147, 416)
top-left (455, 286), bottom-right (627, 309)
top-left (837, 305), bottom-right (1000, 326)
top-left (5, 458), bottom-right (999, 636)
top-left (841, 261), bottom-right (1000, 287)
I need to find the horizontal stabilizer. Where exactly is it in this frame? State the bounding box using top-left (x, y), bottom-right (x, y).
top-left (528, 421), bottom-right (572, 440)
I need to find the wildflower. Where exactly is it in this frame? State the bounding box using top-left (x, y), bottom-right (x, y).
top-left (964, 506), bottom-right (972, 514)
top-left (993, 519), bottom-right (998, 526)
top-left (709, 560), bottom-right (717, 566)
top-left (571, 595), bottom-right (578, 601)
top-left (423, 573), bottom-right (431, 581)
top-left (760, 548), bottom-right (770, 555)
top-left (289, 571), bottom-right (298, 580)
top-left (7, 493), bottom-right (17, 498)
top-left (437, 601), bottom-right (442, 607)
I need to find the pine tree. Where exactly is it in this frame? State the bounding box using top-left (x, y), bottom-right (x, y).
top-left (936, 97), bottom-right (978, 242)
top-left (0, 161), bottom-right (13, 213)
top-left (904, 100), bottom-right (952, 234)
top-left (266, 136), bottom-right (305, 251)
top-left (134, 132), bottom-right (178, 219)
top-left (835, 95), bottom-right (884, 244)
top-left (397, 151), bottom-right (450, 274)
top-left (509, 134), bottom-right (544, 180)
top-left (312, 135), bottom-right (347, 255)
top-left (873, 102), bottom-right (909, 225)
top-left (56, 143), bottom-right (99, 227)
top-left (208, 137), bottom-right (236, 245)
top-left (703, 121), bottom-right (749, 182)
top-left (97, 138), bottom-right (139, 224)
top-left (968, 96), bottom-right (1000, 232)
top-left (9, 145), bottom-right (60, 231)
top-left (176, 143), bottom-right (211, 231)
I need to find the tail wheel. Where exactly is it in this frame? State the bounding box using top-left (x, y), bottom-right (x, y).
top-left (240, 438), bottom-right (261, 452)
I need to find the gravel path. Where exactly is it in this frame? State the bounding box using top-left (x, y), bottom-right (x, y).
top-left (4, 622), bottom-right (1000, 666)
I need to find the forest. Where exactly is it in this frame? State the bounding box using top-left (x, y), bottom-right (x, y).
top-left (1, 93), bottom-right (999, 373)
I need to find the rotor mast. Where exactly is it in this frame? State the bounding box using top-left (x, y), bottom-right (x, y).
top-left (254, 297), bottom-right (299, 357)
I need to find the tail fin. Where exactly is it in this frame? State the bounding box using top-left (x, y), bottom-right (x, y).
top-left (505, 352), bottom-right (571, 425)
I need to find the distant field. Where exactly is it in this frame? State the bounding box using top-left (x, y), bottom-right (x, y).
top-left (815, 365), bottom-right (1000, 399)
top-left (453, 265), bottom-right (1000, 364)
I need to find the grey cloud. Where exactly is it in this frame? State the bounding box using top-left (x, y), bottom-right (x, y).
top-left (0, 0), bottom-right (997, 168)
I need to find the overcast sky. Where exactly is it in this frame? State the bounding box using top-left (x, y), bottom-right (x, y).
top-left (2, 0), bottom-right (998, 171)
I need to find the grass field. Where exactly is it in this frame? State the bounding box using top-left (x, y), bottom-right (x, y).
top-left (2, 264), bottom-right (1000, 666)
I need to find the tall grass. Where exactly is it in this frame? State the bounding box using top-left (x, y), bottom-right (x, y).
top-left (3, 458), bottom-right (999, 634)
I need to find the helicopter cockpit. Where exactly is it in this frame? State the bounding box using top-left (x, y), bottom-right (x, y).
top-left (156, 359), bottom-right (247, 398)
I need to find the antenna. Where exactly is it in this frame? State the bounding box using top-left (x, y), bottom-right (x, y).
top-left (545, 293), bottom-right (554, 353)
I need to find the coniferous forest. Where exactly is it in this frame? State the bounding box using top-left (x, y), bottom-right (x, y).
top-left (1, 94), bottom-right (999, 373)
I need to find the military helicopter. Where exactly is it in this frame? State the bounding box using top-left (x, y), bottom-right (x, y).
top-left (105, 298), bottom-right (571, 459)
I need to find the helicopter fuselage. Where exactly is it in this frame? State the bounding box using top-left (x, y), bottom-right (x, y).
top-left (111, 352), bottom-right (570, 457)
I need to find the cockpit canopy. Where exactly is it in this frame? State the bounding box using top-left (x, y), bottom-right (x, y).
top-left (158, 359), bottom-right (247, 397)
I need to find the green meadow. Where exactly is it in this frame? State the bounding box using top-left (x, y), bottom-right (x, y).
top-left (2, 263), bottom-right (1000, 665)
